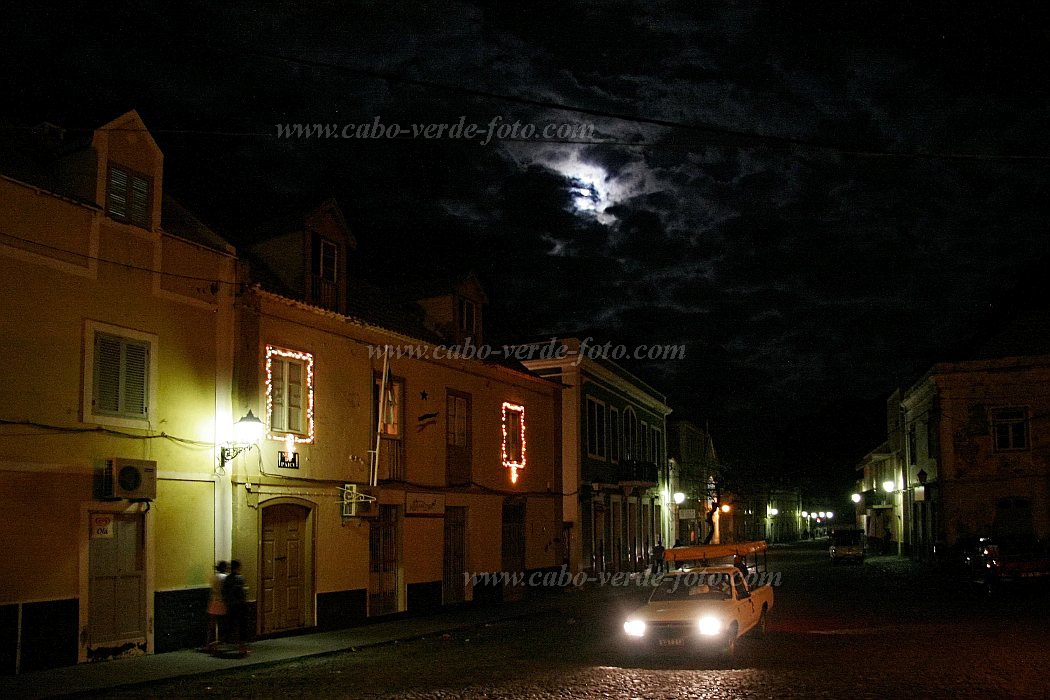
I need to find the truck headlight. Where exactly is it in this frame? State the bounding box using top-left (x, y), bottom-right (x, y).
top-left (624, 619), bottom-right (646, 637)
top-left (698, 615), bottom-right (723, 636)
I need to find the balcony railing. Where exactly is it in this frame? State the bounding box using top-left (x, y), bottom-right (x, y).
top-left (619, 460), bottom-right (659, 485)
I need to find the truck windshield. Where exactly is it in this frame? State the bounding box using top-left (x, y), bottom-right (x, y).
top-left (650, 574), bottom-right (732, 602)
top-left (832, 530), bottom-right (862, 546)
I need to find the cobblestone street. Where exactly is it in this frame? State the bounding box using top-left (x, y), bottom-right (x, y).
top-left (73, 542), bottom-right (1050, 699)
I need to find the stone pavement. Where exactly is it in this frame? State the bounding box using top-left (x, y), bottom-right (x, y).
top-left (0, 589), bottom-right (595, 699)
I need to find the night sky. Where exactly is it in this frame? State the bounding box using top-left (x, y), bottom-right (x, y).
top-left (4, 3), bottom-right (1049, 496)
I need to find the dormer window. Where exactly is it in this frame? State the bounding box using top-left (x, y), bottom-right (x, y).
top-left (458, 297), bottom-right (476, 337)
top-left (315, 238), bottom-right (338, 284)
top-left (106, 164), bottom-right (151, 228)
top-left (310, 234), bottom-right (340, 311)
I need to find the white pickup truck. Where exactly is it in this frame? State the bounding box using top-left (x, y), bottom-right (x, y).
top-left (623, 543), bottom-right (774, 656)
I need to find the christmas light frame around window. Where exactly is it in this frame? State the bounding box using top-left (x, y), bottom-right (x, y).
top-left (265, 344), bottom-right (315, 443)
top-left (501, 401), bottom-right (526, 484)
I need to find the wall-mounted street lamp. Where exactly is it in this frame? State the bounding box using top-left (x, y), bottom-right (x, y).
top-left (882, 480), bottom-right (895, 493)
top-left (720, 503), bottom-right (731, 513)
top-left (769, 508), bottom-right (779, 516)
top-left (673, 492), bottom-right (686, 505)
top-left (218, 410), bottom-right (265, 474)
top-left (851, 493), bottom-right (861, 504)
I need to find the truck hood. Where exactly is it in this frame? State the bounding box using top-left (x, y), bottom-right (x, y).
top-left (629, 600), bottom-right (729, 623)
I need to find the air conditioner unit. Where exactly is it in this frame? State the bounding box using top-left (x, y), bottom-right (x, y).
top-left (101, 458), bottom-right (158, 500)
top-left (341, 483), bottom-right (376, 518)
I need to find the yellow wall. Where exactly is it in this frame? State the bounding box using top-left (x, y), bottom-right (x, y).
top-left (154, 478), bottom-right (215, 590)
top-left (0, 471), bottom-right (83, 603)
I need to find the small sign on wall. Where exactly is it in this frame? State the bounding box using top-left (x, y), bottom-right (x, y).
top-left (278, 451), bottom-right (300, 469)
top-left (405, 492), bottom-right (445, 516)
top-left (91, 513), bottom-right (114, 539)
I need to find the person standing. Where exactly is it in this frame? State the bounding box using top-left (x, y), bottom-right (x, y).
top-left (651, 540), bottom-right (665, 574)
top-left (222, 559), bottom-right (249, 656)
top-left (206, 561), bottom-right (228, 649)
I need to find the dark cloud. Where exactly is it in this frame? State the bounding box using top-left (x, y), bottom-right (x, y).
top-left (4, 1), bottom-right (1050, 479)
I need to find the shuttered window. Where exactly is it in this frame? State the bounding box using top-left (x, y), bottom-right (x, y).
top-left (107, 165), bottom-right (151, 228)
top-left (93, 332), bottom-right (150, 419)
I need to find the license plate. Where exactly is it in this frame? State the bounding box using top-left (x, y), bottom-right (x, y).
top-left (659, 638), bottom-right (684, 647)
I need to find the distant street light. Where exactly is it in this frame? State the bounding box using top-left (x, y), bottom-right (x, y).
top-left (851, 493), bottom-right (861, 503)
top-left (883, 480), bottom-right (895, 493)
top-left (673, 492), bottom-right (685, 505)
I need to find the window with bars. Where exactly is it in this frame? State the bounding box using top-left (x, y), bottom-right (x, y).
top-left (106, 165), bottom-right (151, 228)
top-left (92, 332), bottom-right (150, 419)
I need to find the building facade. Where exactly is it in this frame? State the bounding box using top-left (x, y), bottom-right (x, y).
top-left (521, 339), bottom-right (672, 574)
top-left (0, 111), bottom-right (239, 671)
top-left (0, 115), bottom-right (562, 674)
top-left (862, 354), bottom-right (1050, 559)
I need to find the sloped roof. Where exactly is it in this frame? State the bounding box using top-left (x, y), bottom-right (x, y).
top-left (161, 195), bottom-right (236, 254)
top-left (0, 121), bottom-right (94, 203)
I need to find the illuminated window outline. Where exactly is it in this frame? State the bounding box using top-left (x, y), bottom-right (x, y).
top-left (265, 345), bottom-right (315, 443)
top-left (501, 402), bottom-right (526, 483)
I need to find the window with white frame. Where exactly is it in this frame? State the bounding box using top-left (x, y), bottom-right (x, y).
top-left (458, 297), bottom-right (476, 336)
top-left (83, 322), bottom-right (156, 429)
top-left (266, 345), bottom-right (314, 441)
top-left (586, 396), bottom-right (607, 460)
top-left (991, 407), bottom-right (1028, 452)
top-left (315, 237), bottom-right (338, 284)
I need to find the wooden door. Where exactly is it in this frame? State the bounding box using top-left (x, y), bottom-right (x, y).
top-left (89, 513), bottom-right (146, 648)
top-left (501, 498), bottom-right (526, 602)
top-left (261, 504), bottom-right (307, 633)
top-left (443, 507), bottom-right (467, 604)
top-left (369, 505), bottom-right (400, 615)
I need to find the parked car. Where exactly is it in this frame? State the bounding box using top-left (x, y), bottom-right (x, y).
top-left (829, 528), bottom-right (865, 564)
top-left (963, 535), bottom-right (1050, 595)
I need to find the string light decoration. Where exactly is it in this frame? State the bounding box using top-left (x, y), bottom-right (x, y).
top-left (265, 345), bottom-right (315, 443)
top-left (501, 402), bottom-right (526, 484)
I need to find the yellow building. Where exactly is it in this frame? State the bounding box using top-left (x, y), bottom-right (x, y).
top-left (0, 114), bottom-right (563, 673)
top-left (235, 207), bottom-right (563, 631)
top-left (0, 111), bottom-right (239, 671)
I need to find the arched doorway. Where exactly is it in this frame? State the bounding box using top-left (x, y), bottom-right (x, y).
top-left (260, 502), bottom-right (312, 634)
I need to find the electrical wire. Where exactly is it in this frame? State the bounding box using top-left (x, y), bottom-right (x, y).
top-left (0, 418), bottom-right (215, 447)
top-left (0, 229), bottom-right (241, 288)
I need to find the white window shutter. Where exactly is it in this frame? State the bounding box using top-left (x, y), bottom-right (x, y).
top-left (94, 334), bottom-right (122, 413)
top-left (123, 340), bottom-right (149, 417)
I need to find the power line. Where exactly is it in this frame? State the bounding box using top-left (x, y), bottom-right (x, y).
top-left (0, 229), bottom-right (240, 287)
